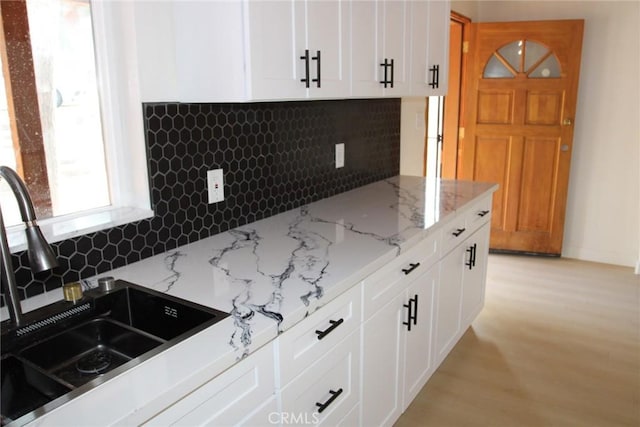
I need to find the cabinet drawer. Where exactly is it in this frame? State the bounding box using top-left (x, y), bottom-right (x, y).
top-left (281, 331), bottom-right (360, 427)
top-left (441, 213), bottom-right (468, 256)
top-left (144, 343), bottom-right (276, 427)
top-left (464, 195), bottom-right (492, 235)
top-left (363, 231), bottom-right (440, 320)
top-left (278, 284), bottom-right (361, 385)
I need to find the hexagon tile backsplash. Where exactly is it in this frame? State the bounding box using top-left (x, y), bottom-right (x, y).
top-left (3, 99), bottom-right (400, 304)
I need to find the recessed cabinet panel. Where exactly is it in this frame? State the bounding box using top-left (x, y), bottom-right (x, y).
top-left (304, 0), bottom-right (351, 98)
top-left (361, 292), bottom-right (406, 427)
top-left (247, 1), bottom-right (304, 100)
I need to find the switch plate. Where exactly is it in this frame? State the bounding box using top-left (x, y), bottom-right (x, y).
top-left (207, 169), bottom-right (224, 203)
top-left (335, 143), bottom-right (345, 168)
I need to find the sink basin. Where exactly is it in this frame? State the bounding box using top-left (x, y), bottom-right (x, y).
top-left (19, 318), bottom-right (164, 387)
top-left (1, 280), bottom-right (228, 425)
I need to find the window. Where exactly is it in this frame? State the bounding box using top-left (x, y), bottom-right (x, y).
top-left (1, 0), bottom-right (109, 227)
top-left (483, 40), bottom-right (561, 79)
top-left (1, 0), bottom-right (152, 250)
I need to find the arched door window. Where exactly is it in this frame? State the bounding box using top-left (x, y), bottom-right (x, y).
top-left (483, 40), bottom-right (561, 79)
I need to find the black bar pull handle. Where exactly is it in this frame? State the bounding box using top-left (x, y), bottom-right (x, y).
top-left (471, 243), bottom-right (477, 268)
top-left (401, 262), bottom-right (420, 275)
top-left (312, 50), bottom-right (321, 88)
top-left (390, 58), bottom-right (394, 88)
top-left (477, 210), bottom-right (490, 217)
top-left (466, 246), bottom-right (474, 270)
top-left (300, 49), bottom-right (310, 88)
top-left (315, 318), bottom-right (344, 340)
top-left (452, 228), bottom-right (466, 237)
top-left (316, 388), bottom-right (344, 413)
top-left (429, 64), bottom-right (440, 89)
top-left (380, 59), bottom-right (389, 87)
top-left (411, 294), bottom-right (418, 325)
top-left (403, 299), bottom-right (413, 331)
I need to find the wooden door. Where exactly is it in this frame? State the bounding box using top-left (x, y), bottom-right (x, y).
top-left (460, 20), bottom-right (584, 255)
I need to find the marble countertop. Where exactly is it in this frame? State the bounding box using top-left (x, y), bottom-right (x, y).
top-left (11, 176), bottom-right (497, 426)
top-left (94, 176), bottom-right (496, 359)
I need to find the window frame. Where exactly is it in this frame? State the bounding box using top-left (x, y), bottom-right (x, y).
top-left (5, 0), bottom-right (153, 252)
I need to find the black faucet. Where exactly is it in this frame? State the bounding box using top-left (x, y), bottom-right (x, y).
top-left (0, 166), bottom-right (58, 326)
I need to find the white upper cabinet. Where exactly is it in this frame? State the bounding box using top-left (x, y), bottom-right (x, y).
top-left (134, 0), bottom-right (448, 102)
top-left (351, 0), bottom-right (411, 97)
top-left (248, 0), bottom-right (351, 100)
top-left (410, 0), bottom-right (451, 96)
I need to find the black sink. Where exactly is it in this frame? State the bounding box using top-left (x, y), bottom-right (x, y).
top-left (19, 318), bottom-right (164, 388)
top-left (1, 280), bottom-right (229, 425)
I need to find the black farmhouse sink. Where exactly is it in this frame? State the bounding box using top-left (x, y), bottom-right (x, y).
top-left (1, 281), bottom-right (228, 425)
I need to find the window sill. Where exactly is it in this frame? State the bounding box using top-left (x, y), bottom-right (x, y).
top-left (6, 206), bottom-right (154, 253)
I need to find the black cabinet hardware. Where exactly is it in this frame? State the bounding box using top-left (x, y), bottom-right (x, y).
top-left (312, 50), bottom-right (321, 88)
top-left (401, 262), bottom-right (420, 275)
top-left (403, 295), bottom-right (418, 331)
top-left (315, 318), bottom-right (344, 340)
top-left (316, 388), bottom-right (343, 413)
top-left (465, 243), bottom-right (477, 270)
top-left (477, 210), bottom-right (490, 217)
top-left (471, 243), bottom-right (477, 268)
top-left (429, 64), bottom-right (440, 89)
top-left (403, 299), bottom-right (413, 331)
top-left (300, 49), bottom-right (310, 88)
top-left (379, 58), bottom-right (395, 88)
top-left (452, 228), bottom-right (466, 237)
top-left (411, 294), bottom-right (418, 326)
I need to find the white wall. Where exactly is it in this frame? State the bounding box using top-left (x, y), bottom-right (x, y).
top-left (400, 0), bottom-right (639, 268)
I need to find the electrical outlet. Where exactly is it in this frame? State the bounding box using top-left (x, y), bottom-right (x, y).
top-left (207, 169), bottom-right (224, 203)
top-left (335, 143), bottom-right (345, 168)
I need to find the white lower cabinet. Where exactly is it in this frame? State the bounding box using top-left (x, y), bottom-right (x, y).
top-left (144, 343), bottom-right (277, 427)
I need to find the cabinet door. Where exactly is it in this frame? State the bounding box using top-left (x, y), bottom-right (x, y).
top-left (434, 242), bottom-right (465, 364)
top-left (402, 265), bottom-right (438, 410)
top-left (409, 0), bottom-right (450, 96)
top-left (361, 292), bottom-right (407, 427)
top-left (424, 0), bottom-right (450, 96)
top-left (380, 0), bottom-right (411, 95)
top-left (350, 1), bottom-right (380, 97)
top-left (304, 0), bottom-right (351, 98)
top-left (461, 222), bottom-right (490, 326)
top-left (247, 1), bottom-right (306, 100)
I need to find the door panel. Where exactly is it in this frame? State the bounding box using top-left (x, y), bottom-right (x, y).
top-left (517, 137), bottom-right (559, 232)
top-left (476, 90), bottom-right (515, 124)
top-left (460, 20), bottom-right (584, 254)
top-left (472, 136), bottom-right (511, 231)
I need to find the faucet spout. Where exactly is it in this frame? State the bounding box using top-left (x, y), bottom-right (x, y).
top-left (0, 166), bottom-right (58, 326)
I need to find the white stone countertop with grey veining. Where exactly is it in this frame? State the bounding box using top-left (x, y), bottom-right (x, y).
top-left (9, 176), bottom-right (497, 426)
top-left (93, 176), bottom-right (497, 359)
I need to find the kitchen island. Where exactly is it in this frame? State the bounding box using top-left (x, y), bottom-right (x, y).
top-left (15, 176), bottom-right (496, 426)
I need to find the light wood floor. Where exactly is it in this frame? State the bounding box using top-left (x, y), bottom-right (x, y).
top-left (396, 255), bottom-right (640, 427)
